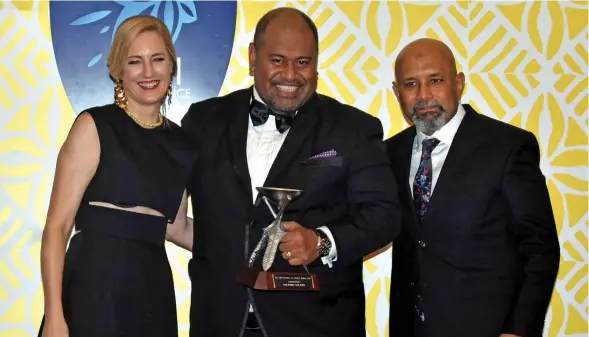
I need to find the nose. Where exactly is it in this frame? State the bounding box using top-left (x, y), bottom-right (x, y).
top-left (416, 82), bottom-right (433, 101)
top-left (282, 61), bottom-right (296, 81)
top-left (143, 60), bottom-right (154, 78)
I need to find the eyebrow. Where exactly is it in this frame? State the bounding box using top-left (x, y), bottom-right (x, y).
top-left (127, 52), bottom-right (165, 59)
top-left (403, 73), bottom-right (444, 80)
top-left (269, 54), bottom-right (313, 59)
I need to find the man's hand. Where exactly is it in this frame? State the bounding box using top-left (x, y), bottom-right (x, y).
top-left (278, 221), bottom-right (319, 266)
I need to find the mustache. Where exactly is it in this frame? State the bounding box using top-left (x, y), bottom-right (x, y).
top-left (411, 100), bottom-right (444, 114)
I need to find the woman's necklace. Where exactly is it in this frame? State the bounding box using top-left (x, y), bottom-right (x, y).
top-left (116, 102), bottom-right (164, 128)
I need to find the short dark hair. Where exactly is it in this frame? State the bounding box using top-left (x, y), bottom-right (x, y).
top-left (253, 8), bottom-right (319, 52)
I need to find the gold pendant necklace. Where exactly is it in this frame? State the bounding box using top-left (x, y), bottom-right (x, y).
top-left (116, 102), bottom-right (164, 128)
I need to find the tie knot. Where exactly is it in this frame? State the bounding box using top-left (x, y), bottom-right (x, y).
top-left (421, 138), bottom-right (440, 157)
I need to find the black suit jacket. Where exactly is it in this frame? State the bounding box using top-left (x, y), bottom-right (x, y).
top-left (181, 87), bottom-right (401, 337)
top-left (386, 105), bottom-right (560, 337)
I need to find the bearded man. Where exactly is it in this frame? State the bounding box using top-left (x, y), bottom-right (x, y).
top-left (385, 38), bottom-right (560, 337)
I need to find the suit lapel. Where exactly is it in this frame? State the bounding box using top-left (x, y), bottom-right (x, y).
top-left (264, 94), bottom-right (320, 187)
top-left (227, 88), bottom-right (254, 202)
top-left (424, 105), bottom-right (483, 218)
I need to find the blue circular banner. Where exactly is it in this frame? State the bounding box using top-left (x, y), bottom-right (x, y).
top-left (50, 0), bottom-right (237, 117)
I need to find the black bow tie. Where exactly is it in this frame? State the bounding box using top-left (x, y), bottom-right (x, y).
top-left (249, 100), bottom-right (294, 133)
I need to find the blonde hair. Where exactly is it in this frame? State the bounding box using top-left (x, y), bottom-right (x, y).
top-left (107, 15), bottom-right (177, 81)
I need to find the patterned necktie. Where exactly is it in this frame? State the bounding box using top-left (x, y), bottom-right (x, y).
top-left (250, 100), bottom-right (294, 133)
top-left (413, 138), bottom-right (440, 221)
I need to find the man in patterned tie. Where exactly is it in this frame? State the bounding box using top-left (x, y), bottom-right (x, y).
top-left (179, 7), bottom-right (401, 337)
top-left (385, 38), bottom-right (560, 337)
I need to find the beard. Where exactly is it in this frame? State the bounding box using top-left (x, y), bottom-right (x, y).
top-left (262, 96), bottom-right (301, 117)
top-left (410, 100), bottom-right (447, 135)
top-left (257, 80), bottom-right (306, 117)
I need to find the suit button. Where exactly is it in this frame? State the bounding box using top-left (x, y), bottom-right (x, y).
top-left (418, 240), bottom-right (427, 248)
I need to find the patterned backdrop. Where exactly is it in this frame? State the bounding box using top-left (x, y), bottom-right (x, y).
top-left (0, 1), bottom-right (587, 336)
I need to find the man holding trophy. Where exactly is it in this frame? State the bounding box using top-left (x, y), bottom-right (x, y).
top-left (179, 7), bottom-right (400, 337)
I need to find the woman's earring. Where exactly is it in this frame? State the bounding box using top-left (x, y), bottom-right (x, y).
top-left (114, 79), bottom-right (127, 110)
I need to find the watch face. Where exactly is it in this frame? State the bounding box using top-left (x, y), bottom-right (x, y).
top-left (315, 230), bottom-right (331, 257)
top-left (320, 239), bottom-right (331, 256)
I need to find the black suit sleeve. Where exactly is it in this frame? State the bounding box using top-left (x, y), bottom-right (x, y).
top-left (501, 132), bottom-right (560, 336)
top-left (181, 103), bottom-right (202, 141)
top-left (326, 116), bottom-right (401, 266)
top-left (180, 103), bottom-right (202, 197)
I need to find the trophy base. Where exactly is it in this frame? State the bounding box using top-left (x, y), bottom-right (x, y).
top-left (238, 267), bottom-right (320, 291)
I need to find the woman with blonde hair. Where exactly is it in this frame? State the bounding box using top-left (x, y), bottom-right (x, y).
top-left (38, 15), bottom-right (195, 337)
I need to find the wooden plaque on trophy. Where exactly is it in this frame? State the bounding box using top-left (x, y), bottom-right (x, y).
top-left (238, 267), bottom-right (320, 291)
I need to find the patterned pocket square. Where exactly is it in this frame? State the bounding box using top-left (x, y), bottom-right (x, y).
top-left (302, 149), bottom-right (342, 167)
top-left (308, 149), bottom-right (338, 160)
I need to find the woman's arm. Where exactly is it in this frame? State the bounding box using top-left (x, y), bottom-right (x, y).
top-left (41, 112), bottom-right (99, 323)
top-left (166, 189), bottom-right (193, 251)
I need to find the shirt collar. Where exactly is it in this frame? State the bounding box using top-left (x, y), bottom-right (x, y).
top-left (252, 86), bottom-right (263, 105)
top-left (415, 104), bottom-right (466, 148)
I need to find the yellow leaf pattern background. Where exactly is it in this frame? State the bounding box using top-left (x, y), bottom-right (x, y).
top-left (0, 1), bottom-right (586, 336)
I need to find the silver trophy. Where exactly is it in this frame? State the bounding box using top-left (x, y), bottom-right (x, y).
top-left (248, 187), bottom-right (303, 271)
top-left (238, 187), bottom-right (319, 291)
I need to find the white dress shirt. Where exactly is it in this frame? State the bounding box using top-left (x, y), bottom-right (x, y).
top-left (409, 105), bottom-right (466, 196)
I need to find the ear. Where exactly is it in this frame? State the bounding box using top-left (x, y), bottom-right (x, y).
top-left (456, 72), bottom-right (465, 99)
top-left (392, 81), bottom-right (400, 103)
top-left (248, 42), bottom-right (256, 76)
top-left (393, 81), bottom-right (412, 124)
